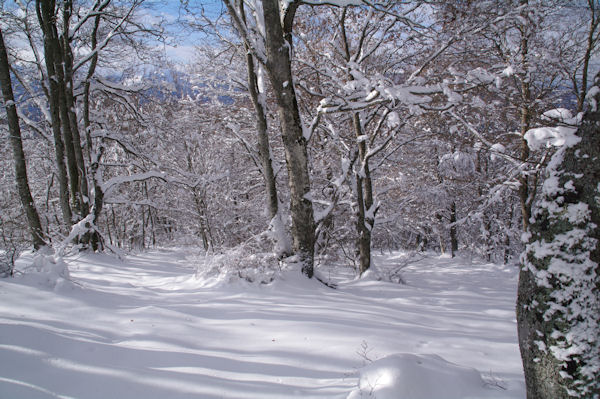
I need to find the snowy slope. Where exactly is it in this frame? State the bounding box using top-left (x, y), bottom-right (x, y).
top-left (0, 250), bottom-right (525, 398)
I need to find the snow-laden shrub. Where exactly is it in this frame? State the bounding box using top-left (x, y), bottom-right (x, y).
top-left (16, 253), bottom-right (71, 290)
top-left (195, 236), bottom-right (281, 285)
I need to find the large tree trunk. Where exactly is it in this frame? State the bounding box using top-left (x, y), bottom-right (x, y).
top-left (517, 76), bottom-right (600, 398)
top-left (36, 0), bottom-right (72, 226)
top-left (38, 0), bottom-right (89, 227)
top-left (237, 1), bottom-right (289, 256)
top-left (0, 28), bottom-right (45, 250)
top-left (340, 9), bottom-right (374, 275)
top-left (61, 0), bottom-right (90, 218)
top-left (576, 1), bottom-right (599, 113)
top-left (261, 0), bottom-right (315, 277)
top-left (82, 10), bottom-right (106, 251)
top-left (516, 0), bottom-right (537, 234)
top-left (449, 201), bottom-right (458, 258)
top-left (248, 54), bottom-right (279, 221)
top-left (238, 1), bottom-right (279, 222)
top-left (353, 113), bottom-right (374, 275)
top-left (53, 18), bottom-right (81, 219)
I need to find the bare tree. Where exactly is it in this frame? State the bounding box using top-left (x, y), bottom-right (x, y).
top-left (261, 0), bottom-right (315, 276)
top-left (0, 27), bottom-right (45, 250)
top-left (225, 0), bottom-right (315, 276)
top-left (35, 0), bottom-right (73, 226)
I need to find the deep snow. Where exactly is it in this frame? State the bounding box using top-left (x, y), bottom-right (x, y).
top-left (0, 249), bottom-right (525, 398)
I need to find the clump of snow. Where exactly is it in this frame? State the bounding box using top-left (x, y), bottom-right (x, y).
top-left (466, 67), bottom-right (496, 85)
top-left (347, 353), bottom-right (487, 399)
top-left (541, 108), bottom-right (573, 122)
top-left (502, 65), bottom-right (515, 77)
top-left (438, 151), bottom-right (476, 179)
top-left (442, 83), bottom-right (463, 104)
top-left (525, 125), bottom-right (579, 151)
top-left (471, 95), bottom-right (486, 108)
top-left (490, 143), bottom-right (506, 161)
top-left (16, 253), bottom-right (71, 291)
top-left (386, 111), bottom-right (400, 128)
top-left (585, 86), bottom-right (600, 111)
top-left (268, 213), bottom-right (292, 258)
top-left (357, 268), bottom-right (382, 281)
top-left (524, 108), bottom-right (581, 151)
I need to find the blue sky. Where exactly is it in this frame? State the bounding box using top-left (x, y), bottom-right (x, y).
top-left (149, 0), bottom-right (226, 63)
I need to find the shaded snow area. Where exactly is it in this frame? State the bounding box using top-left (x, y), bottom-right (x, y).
top-left (0, 250), bottom-right (525, 398)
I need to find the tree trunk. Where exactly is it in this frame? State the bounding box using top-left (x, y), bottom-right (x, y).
top-left (576, 1), bottom-right (599, 113)
top-left (89, 150), bottom-right (104, 251)
top-left (0, 28), bottom-right (45, 250)
top-left (517, 75), bottom-right (600, 399)
top-left (355, 172), bottom-right (372, 275)
top-left (238, 1), bottom-right (290, 257)
top-left (238, 1), bottom-right (279, 222)
top-left (518, 0), bottom-right (533, 233)
top-left (61, 0), bottom-right (90, 218)
top-left (83, 11), bottom-right (106, 251)
top-left (39, 0), bottom-right (81, 218)
top-left (54, 31), bottom-right (81, 218)
top-left (36, 0), bottom-right (72, 226)
top-left (353, 113), bottom-right (374, 275)
top-left (438, 231), bottom-right (446, 255)
top-left (340, 9), bottom-right (374, 275)
top-left (183, 140), bottom-right (212, 250)
top-left (248, 55), bottom-right (279, 221)
top-left (261, 0), bottom-right (315, 277)
top-left (449, 201), bottom-right (458, 258)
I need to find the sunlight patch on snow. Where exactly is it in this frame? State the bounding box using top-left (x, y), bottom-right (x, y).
top-left (347, 353), bottom-right (488, 399)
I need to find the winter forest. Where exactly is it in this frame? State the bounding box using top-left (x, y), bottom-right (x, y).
top-left (0, 0), bottom-right (599, 398)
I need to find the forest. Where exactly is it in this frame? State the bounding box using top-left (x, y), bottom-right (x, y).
top-left (0, 1), bottom-right (599, 398)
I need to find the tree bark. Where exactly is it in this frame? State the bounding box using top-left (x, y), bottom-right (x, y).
top-left (449, 201), bottom-right (458, 257)
top-left (353, 113), bottom-right (374, 275)
top-left (340, 8), bottom-right (374, 275)
top-left (261, 0), bottom-right (315, 277)
top-left (517, 75), bottom-right (600, 399)
top-left (517, 0), bottom-right (535, 233)
top-left (83, 9), bottom-right (107, 251)
top-left (0, 28), bottom-right (45, 250)
top-left (53, 18), bottom-right (81, 218)
top-left (248, 54), bottom-right (279, 221)
top-left (61, 0), bottom-right (90, 218)
top-left (36, 0), bottom-right (72, 226)
top-left (237, 1), bottom-right (291, 257)
top-left (576, 1), bottom-right (599, 113)
top-left (238, 1), bottom-right (279, 222)
top-left (183, 140), bottom-right (212, 250)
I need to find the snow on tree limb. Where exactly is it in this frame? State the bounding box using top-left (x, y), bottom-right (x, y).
top-left (101, 170), bottom-right (168, 195)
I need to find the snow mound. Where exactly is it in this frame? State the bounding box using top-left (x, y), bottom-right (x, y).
top-left (347, 353), bottom-right (486, 399)
top-left (16, 253), bottom-right (72, 291)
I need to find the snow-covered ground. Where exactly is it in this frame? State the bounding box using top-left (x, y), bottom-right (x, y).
top-left (0, 249), bottom-right (525, 398)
